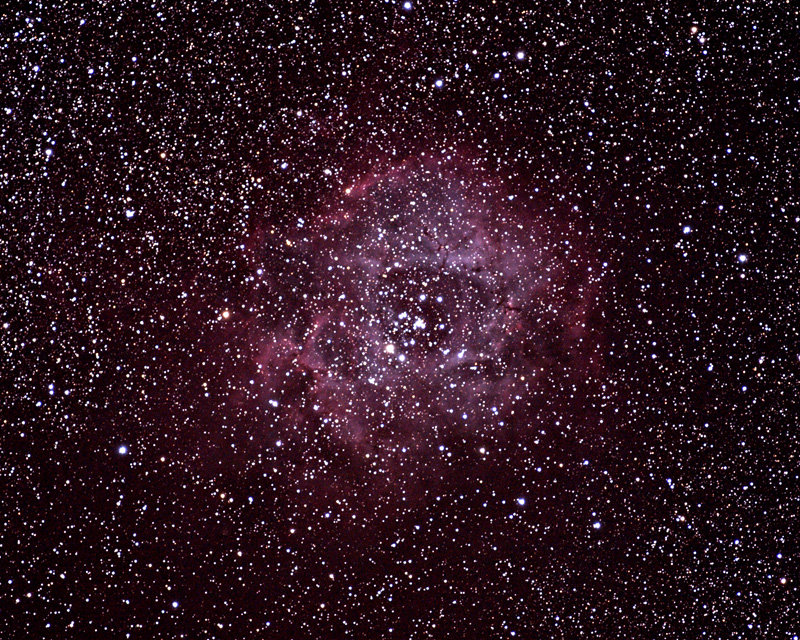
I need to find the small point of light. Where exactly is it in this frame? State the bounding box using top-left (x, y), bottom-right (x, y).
top-left (126, 210), bottom-right (135, 218)
top-left (593, 521), bottom-right (602, 529)
top-left (45, 148), bottom-right (53, 156)
top-left (222, 310), bottom-right (230, 319)
top-left (403, 1), bottom-right (412, 10)
top-left (516, 51), bottom-right (526, 60)
top-left (118, 445), bottom-right (128, 455)
top-left (738, 254), bottom-right (748, 263)
top-left (683, 225), bottom-right (691, 234)
top-left (172, 601), bottom-right (179, 608)
top-left (517, 497), bottom-right (526, 506)
top-left (435, 79), bottom-right (444, 88)
top-left (275, 440), bottom-right (282, 447)
top-left (384, 343), bottom-right (395, 354)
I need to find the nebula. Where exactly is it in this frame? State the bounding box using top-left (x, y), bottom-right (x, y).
top-left (246, 151), bottom-right (608, 504)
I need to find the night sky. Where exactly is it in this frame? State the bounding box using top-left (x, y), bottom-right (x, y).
top-left (3, 1), bottom-right (799, 638)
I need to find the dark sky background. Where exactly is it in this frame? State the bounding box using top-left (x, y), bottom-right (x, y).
top-left (2, 1), bottom-right (799, 638)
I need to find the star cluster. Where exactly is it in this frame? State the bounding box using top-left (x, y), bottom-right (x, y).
top-left (2, 1), bottom-right (798, 638)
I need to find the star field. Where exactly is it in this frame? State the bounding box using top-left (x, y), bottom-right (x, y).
top-left (2, 1), bottom-right (799, 638)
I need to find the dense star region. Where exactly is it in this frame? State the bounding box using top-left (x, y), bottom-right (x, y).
top-left (3, 1), bottom-right (799, 639)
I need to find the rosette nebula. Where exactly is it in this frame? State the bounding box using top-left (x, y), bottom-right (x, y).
top-left (246, 152), bottom-right (608, 507)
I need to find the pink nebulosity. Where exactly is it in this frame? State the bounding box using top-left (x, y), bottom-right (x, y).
top-left (247, 150), bottom-right (608, 505)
